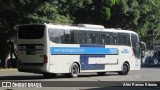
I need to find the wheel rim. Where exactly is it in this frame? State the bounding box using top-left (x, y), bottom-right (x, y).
top-left (72, 65), bottom-right (79, 76)
top-left (123, 65), bottom-right (128, 73)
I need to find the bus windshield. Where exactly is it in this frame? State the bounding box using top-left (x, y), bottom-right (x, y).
top-left (18, 25), bottom-right (45, 39)
top-left (131, 34), bottom-right (140, 59)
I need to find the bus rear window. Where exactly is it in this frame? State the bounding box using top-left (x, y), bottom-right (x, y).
top-left (18, 25), bottom-right (45, 39)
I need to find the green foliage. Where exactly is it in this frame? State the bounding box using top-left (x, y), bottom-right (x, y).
top-left (72, 0), bottom-right (119, 25)
top-left (0, 0), bottom-right (72, 39)
top-left (57, 0), bottom-right (160, 45)
top-left (55, 0), bottom-right (92, 20)
top-left (110, 0), bottom-right (160, 37)
top-left (108, 0), bottom-right (160, 46)
top-left (1, 0), bottom-right (160, 46)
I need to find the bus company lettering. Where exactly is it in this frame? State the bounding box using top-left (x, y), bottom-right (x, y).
top-left (53, 48), bottom-right (85, 53)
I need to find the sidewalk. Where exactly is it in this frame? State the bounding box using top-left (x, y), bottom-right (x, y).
top-left (0, 68), bottom-right (17, 72)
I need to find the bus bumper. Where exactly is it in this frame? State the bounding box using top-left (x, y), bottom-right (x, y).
top-left (18, 63), bottom-right (46, 74)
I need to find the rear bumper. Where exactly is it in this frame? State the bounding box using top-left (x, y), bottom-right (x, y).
top-left (18, 63), bottom-right (46, 74)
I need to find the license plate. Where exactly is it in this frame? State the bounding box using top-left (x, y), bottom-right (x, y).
top-left (26, 46), bottom-right (36, 55)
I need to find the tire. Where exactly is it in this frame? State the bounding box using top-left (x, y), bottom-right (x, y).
top-left (118, 63), bottom-right (130, 75)
top-left (43, 73), bottom-right (57, 78)
top-left (66, 63), bottom-right (79, 78)
top-left (97, 72), bottom-right (106, 76)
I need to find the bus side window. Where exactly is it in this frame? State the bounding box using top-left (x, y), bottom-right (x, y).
top-left (70, 30), bottom-right (74, 44)
top-left (49, 28), bottom-right (62, 43)
top-left (74, 30), bottom-right (85, 44)
top-left (87, 32), bottom-right (98, 44)
top-left (61, 30), bottom-right (72, 44)
top-left (100, 33), bottom-right (110, 45)
top-left (110, 33), bottom-right (117, 45)
top-left (117, 33), bottom-right (130, 46)
top-left (61, 30), bottom-right (65, 43)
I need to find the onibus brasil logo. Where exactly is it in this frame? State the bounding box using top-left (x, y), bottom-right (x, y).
top-left (2, 82), bottom-right (42, 88)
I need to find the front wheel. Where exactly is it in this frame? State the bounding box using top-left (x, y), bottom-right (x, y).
top-left (66, 63), bottom-right (79, 78)
top-left (118, 63), bottom-right (129, 75)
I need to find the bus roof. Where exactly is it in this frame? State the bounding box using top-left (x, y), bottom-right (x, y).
top-left (19, 23), bottom-right (138, 35)
top-left (46, 24), bottom-right (137, 35)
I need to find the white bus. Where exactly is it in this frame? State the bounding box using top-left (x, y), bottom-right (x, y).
top-left (17, 23), bottom-right (145, 78)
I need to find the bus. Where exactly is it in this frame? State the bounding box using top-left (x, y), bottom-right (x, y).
top-left (17, 23), bottom-right (146, 78)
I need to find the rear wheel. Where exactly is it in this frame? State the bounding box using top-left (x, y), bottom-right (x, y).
top-left (43, 73), bottom-right (57, 78)
top-left (65, 63), bottom-right (79, 78)
top-left (118, 63), bottom-right (129, 75)
top-left (97, 72), bottom-right (106, 76)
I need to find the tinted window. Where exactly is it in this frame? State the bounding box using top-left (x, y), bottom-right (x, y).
top-left (49, 29), bottom-right (73, 44)
top-left (49, 28), bottom-right (64, 43)
top-left (87, 32), bottom-right (98, 44)
top-left (74, 30), bottom-right (87, 44)
top-left (18, 25), bottom-right (45, 39)
top-left (74, 30), bottom-right (99, 44)
top-left (99, 32), bottom-right (110, 45)
top-left (110, 33), bottom-right (117, 45)
top-left (131, 34), bottom-right (138, 47)
top-left (61, 30), bottom-right (73, 44)
top-left (118, 33), bottom-right (130, 46)
top-left (131, 34), bottom-right (140, 58)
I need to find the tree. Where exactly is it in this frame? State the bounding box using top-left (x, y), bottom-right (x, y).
top-left (55, 0), bottom-right (92, 21)
top-left (61, 0), bottom-right (160, 38)
top-left (0, 0), bottom-right (72, 38)
top-left (108, 0), bottom-right (160, 47)
top-left (72, 0), bottom-right (120, 25)
top-left (0, 0), bottom-right (71, 68)
top-left (110, 0), bottom-right (160, 37)
top-left (66, 0), bottom-right (160, 45)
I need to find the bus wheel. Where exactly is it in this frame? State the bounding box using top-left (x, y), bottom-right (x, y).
top-left (118, 63), bottom-right (129, 75)
top-left (66, 63), bottom-right (79, 78)
top-left (97, 72), bottom-right (106, 76)
top-left (43, 73), bottom-right (57, 78)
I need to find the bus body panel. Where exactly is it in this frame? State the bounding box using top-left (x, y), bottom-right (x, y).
top-left (48, 42), bottom-right (80, 73)
top-left (48, 43), bottom-right (137, 73)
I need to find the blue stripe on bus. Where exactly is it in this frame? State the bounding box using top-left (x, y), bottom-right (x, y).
top-left (50, 47), bottom-right (118, 55)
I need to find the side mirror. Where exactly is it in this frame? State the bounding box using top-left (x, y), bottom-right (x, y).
top-left (140, 41), bottom-right (146, 58)
top-left (141, 49), bottom-right (145, 58)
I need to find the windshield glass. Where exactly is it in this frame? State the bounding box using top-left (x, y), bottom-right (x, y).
top-left (18, 25), bottom-right (45, 39)
top-left (131, 34), bottom-right (140, 58)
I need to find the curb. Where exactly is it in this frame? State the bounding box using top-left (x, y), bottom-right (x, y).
top-left (0, 68), bottom-right (17, 72)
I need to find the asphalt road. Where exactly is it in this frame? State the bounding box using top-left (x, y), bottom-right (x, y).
top-left (0, 68), bottom-right (160, 90)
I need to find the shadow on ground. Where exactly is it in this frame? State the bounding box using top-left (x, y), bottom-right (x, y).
top-left (0, 73), bottom-right (118, 80)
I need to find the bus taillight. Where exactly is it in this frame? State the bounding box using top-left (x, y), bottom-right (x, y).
top-left (43, 55), bottom-right (48, 63)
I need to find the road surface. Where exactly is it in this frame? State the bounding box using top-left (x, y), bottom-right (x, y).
top-left (0, 68), bottom-right (160, 90)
